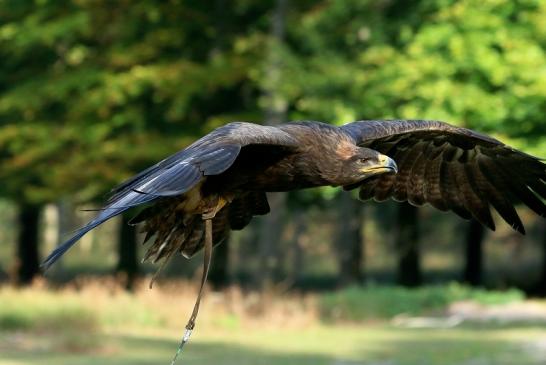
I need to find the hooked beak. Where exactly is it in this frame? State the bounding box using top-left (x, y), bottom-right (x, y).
top-left (361, 154), bottom-right (398, 174)
top-left (378, 154), bottom-right (398, 173)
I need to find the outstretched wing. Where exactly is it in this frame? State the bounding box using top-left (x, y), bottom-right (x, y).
top-left (42, 122), bottom-right (298, 269)
top-left (341, 120), bottom-right (546, 233)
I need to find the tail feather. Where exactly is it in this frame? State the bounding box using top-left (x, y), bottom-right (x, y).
top-left (140, 205), bottom-right (231, 263)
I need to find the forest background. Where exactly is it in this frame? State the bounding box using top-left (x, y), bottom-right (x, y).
top-left (1, 1), bottom-right (546, 364)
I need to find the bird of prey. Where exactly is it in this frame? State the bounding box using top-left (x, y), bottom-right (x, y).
top-left (44, 120), bottom-right (546, 270)
top-left (42, 119), bottom-right (545, 352)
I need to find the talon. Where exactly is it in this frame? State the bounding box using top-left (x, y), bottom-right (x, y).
top-left (202, 211), bottom-right (216, 220)
top-left (202, 196), bottom-right (229, 220)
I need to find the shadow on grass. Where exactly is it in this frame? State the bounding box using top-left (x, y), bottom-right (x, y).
top-left (2, 327), bottom-right (545, 365)
top-left (1, 332), bottom-right (345, 365)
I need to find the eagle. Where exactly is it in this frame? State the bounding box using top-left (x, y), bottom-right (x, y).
top-left (41, 119), bottom-right (545, 351)
top-left (44, 120), bottom-right (545, 270)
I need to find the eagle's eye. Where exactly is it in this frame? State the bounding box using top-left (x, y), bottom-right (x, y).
top-left (358, 158), bottom-right (370, 164)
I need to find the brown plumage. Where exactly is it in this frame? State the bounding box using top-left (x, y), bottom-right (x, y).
top-left (43, 120), bottom-right (546, 270)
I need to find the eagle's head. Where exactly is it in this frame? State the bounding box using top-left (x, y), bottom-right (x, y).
top-left (335, 144), bottom-right (397, 186)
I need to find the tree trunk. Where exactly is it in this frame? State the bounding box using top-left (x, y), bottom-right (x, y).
top-left (43, 199), bottom-right (76, 273)
top-left (116, 214), bottom-right (139, 290)
top-left (16, 203), bottom-right (41, 285)
top-left (257, 0), bottom-right (288, 289)
top-left (337, 192), bottom-right (364, 287)
top-left (258, 192), bottom-right (286, 287)
top-left (263, 0), bottom-right (288, 123)
top-left (206, 0), bottom-right (231, 290)
top-left (463, 219), bottom-right (485, 286)
top-left (396, 202), bottom-right (422, 287)
top-left (537, 220), bottom-right (546, 296)
top-left (290, 210), bottom-right (306, 286)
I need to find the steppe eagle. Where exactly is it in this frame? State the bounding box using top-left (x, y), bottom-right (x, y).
top-left (42, 120), bottom-right (546, 348)
top-left (44, 120), bottom-right (546, 270)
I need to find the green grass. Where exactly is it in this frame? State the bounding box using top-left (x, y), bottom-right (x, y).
top-left (319, 283), bottom-right (525, 322)
top-left (0, 285), bottom-right (166, 331)
top-left (1, 326), bottom-right (545, 365)
top-left (0, 288), bottom-right (97, 332)
top-left (1, 283), bottom-right (544, 364)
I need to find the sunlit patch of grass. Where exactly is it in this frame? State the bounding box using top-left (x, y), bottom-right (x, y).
top-left (0, 285), bottom-right (103, 353)
top-left (319, 283), bottom-right (525, 322)
top-left (0, 278), bottom-right (316, 334)
top-left (0, 286), bottom-right (97, 332)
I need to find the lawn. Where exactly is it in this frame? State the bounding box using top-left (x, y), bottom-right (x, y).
top-left (2, 325), bottom-right (546, 365)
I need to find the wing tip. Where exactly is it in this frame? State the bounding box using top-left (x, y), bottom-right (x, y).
top-left (41, 205), bottom-right (132, 270)
top-left (40, 233), bottom-right (83, 271)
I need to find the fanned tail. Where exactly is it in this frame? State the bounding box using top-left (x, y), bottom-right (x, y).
top-left (142, 206), bottom-right (230, 264)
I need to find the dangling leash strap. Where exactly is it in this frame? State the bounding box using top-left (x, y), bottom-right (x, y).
top-left (170, 218), bottom-right (213, 365)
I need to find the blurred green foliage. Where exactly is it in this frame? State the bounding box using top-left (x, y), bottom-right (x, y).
top-left (1, 0), bottom-right (544, 206)
top-left (284, 0), bottom-right (546, 153)
top-left (0, 1), bottom-right (273, 203)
